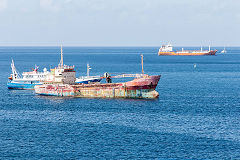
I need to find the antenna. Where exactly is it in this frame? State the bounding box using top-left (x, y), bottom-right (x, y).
top-left (141, 54), bottom-right (144, 74)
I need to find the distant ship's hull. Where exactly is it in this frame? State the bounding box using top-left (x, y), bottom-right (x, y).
top-left (7, 81), bottom-right (42, 90)
top-left (75, 76), bottom-right (102, 84)
top-left (35, 75), bottom-right (161, 99)
top-left (158, 50), bottom-right (217, 56)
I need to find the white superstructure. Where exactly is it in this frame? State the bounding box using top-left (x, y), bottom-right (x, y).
top-left (9, 59), bottom-right (49, 82)
top-left (159, 43), bottom-right (173, 52)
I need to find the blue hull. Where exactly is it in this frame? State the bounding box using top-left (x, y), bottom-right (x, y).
top-left (75, 78), bottom-right (102, 84)
top-left (7, 82), bottom-right (41, 90)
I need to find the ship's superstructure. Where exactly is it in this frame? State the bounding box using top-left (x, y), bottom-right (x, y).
top-left (158, 44), bottom-right (217, 56)
top-left (44, 46), bottom-right (76, 85)
top-left (159, 43), bottom-right (173, 52)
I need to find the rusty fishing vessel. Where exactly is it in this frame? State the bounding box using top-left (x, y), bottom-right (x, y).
top-left (34, 48), bottom-right (161, 99)
top-left (158, 44), bottom-right (217, 56)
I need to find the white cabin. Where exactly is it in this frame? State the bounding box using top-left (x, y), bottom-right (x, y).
top-left (159, 43), bottom-right (173, 52)
top-left (9, 59), bottom-right (49, 82)
top-left (22, 68), bottom-right (49, 81)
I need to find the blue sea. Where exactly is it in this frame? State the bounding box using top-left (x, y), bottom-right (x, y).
top-left (0, 46), bottom-right (240, 159)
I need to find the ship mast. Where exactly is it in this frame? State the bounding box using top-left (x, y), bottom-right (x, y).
top-left (60, 45), bottom-right (63, 68)
top-left (87, 63), bottom-right (91, 77)
top-left (141, 54), bottom-right (144, 74)
top-left (11, 59), bottom-right (20, 80)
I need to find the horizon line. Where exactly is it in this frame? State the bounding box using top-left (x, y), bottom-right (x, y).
top-left (0, 45), bottom-right (238, 47)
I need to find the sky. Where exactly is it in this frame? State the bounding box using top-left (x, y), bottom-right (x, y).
top-left (0, 0), bottom-right (239, 46)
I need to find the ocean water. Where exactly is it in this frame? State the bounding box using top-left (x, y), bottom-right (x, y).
top-left (0, 46), bottom-right (240, 159)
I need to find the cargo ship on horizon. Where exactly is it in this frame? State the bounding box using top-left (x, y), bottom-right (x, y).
top-left (158, 44), bottom-right (217, 56)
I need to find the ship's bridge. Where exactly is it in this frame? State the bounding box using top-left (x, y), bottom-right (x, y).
top-left (159, 44), bottom-right (173, 52)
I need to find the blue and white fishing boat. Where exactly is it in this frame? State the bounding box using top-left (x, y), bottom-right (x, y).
top-left (7, 59), bottom-right (49, 89)
top-left (75, 63), bottom-right (102, 84)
